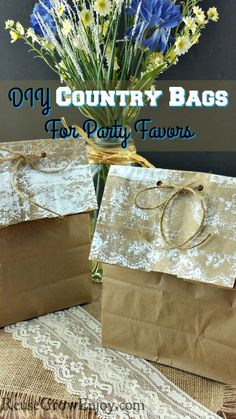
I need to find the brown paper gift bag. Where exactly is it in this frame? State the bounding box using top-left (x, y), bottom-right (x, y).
top-left (0, 138), bottom-right (97, 327)
top-left (90, 165), bottom-right (236, 384)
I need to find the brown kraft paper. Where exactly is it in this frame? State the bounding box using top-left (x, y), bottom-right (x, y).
top-left (90, 165), bottom-right (236, 384)
top-left (102, 264), bottom-right (236, 385)
top-left (0, 213), bottom-right (92, 327)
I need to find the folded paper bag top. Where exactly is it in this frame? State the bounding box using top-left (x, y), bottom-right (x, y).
top-left (90, 165), bottom-right (236, 289)
top-left (0, 138), bottom-right (97, 226)
top-left (0, 138), bottom-right (98, 327)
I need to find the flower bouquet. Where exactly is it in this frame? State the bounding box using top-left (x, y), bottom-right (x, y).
top-left (6, 0), bottom-right (219, 136)
top-left (6, 0), bottom-right (219, 280)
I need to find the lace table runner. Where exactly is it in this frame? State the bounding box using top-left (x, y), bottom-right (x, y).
top-left (5, 307), bottom-right (219, 419)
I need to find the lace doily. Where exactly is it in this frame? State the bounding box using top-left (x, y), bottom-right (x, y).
top-left (6, 307), bottom-right (219, 419)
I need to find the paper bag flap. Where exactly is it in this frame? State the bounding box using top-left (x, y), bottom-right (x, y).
top-left (0, 139), bottom-right (97, 227)
top-left (90, 165), bottom-right (236, 288)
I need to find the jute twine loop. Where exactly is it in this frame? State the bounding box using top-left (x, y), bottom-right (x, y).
top-left (135, 182), bottom-right (212, 250)
top-left (61, 118), bottom-right (155, 168)
top-left (0, 143), bottom-right (71, 219)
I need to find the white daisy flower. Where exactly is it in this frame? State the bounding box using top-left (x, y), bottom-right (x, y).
top-left (16, 22), bottom-right (25, 35)
top-left (94, 0), bottom-right (112, 17)
top-left (193, 6), bottom-right (206, 24)
top-left (62, 20), bottom-right (72, 37)
top-left (10, 30), bottom-right (20, 43)
top-left (207, 7), bottom-right (219, 22)
top-left (57, 4), bottom-right (66, 17)
top-left (175, 35), bottom-right (191, 56)
top-left (81, 10), bottom-right (94, 27)
top-left (5, 20), bottom-right (14, 29)
top-left (183, 16), bottom-right (197, 34)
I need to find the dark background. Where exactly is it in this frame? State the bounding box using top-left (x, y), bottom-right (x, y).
top-left (0, 0), bottom-right (235, 175)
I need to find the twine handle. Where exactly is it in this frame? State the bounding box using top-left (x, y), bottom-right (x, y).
top-left (135, 182), bottom-right (212, 250)
top-left (0, 143), bottom-right (72, 219)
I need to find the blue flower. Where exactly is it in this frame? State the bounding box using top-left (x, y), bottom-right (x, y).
top-left (30, 0), bottom-right (57, 39)
top-left (126, 0), bottom-right (182, 52)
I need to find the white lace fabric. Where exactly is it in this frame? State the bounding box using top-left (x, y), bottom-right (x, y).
top-left (90, 165), bottom-right (236, 288)
top-left (0, 139), bottom-right (97, 227)
top-left (6, 307), bottom-right (219, 419)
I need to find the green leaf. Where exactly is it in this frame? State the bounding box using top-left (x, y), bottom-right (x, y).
top-left (133, 63), bottom-right (167, 91)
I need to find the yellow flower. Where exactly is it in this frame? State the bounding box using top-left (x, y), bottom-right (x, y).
top-left (57, 4), bottom-right (65, 17)
top-left (191, 32), bottom-right (201, 45)
top-left (5, 20), bottom-right (14, 29)
top-left (175, 35), bottom-right (191, 56)
top-left (102, 20), bottom-right (109, 36)
top-left (94, 0), bottom-right (111, 16)
top-left (62, 20), bottom-right (72, 37)
top-left (42, 40), bottom-right (55, 51)
top-left (207, 7), bottom-right (219, 22)
top-left (81, 10), bottom-right (94, 27)
top-left (26, 28), bottom-right (34, 37)
top-left (147, 52), bottom-right (164, 71)
top-left (16, 22), bottom-right (25, 35)
top-left (10, 30), bottom-right (20, 43)
top-left (113, 56), bottom-right (120, 71)
top-left (193, 6), bottom-right (205, 24)
top-left (106, 43), bottom-right (119, 71)
top-left (166, 49), bottom-right (178, 65)
top-left (26, 28), bottom-right (38, 43)
top-left (183, 16), bottom-right (197, 34)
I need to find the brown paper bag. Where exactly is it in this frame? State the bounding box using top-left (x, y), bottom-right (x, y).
top-left (90, 165), bottom-right (236, 384)
top-left (0, 139), bottom-right (97, 327)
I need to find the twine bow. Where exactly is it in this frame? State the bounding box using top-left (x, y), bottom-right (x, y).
top-left (0, 143), bottom-right (71, 218)
top-left (61, 118), bottom-right (154, 168)
top-left (135, 182), bottom-right (212, 250)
